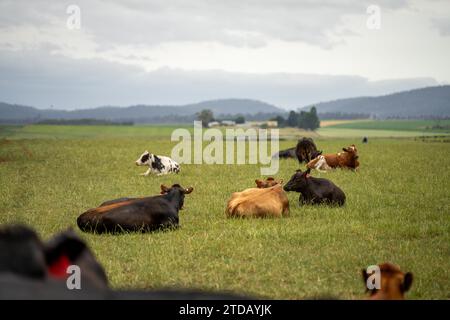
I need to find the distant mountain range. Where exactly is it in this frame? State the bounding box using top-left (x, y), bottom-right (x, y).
top-left (303, 85), bottom-right (450, 118)
top-left (0, 99), bottom-right (284, 124)
top-left (1, 86), bottom-right (449, 123)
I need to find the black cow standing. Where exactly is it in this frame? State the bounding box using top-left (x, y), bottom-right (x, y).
top-left (77, 184), bottom-right (193, 234)
top-left (283, 168), bottom-right (346, 206)
top-left (295, 137), bottom-right (321, 163)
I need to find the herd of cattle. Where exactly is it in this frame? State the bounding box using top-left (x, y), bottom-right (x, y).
top-left (0, 137), bottom-right (415, 299)
top-left (78, 137), bottom-right (355, 231)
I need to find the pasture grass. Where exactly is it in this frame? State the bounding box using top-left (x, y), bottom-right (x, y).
top-left (0, 124), bottom-right (192, 140)
top-left (0, 126), bottom-right (449, 299)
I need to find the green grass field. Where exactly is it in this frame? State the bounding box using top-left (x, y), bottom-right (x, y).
top-left (0, 124), bottom-right (192, 140)
top-left (2, 123), bottom-right (448, 141)
top-left (0, 124), bottom-right (449, 299)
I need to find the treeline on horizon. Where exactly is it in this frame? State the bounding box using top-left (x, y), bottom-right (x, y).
top-left (270, 107), bottom-right (320, 130)
top-left (0, 112), bottom-right (448, 126)
top-left (36, 119), bottom-right (134, 125)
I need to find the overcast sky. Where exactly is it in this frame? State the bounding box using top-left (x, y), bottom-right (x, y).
top-left (0, 0), bottom-right (449, 109)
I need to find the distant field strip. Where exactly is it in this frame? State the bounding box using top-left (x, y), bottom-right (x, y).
top-left (317, 128), bottom-right (449, 138)
top-left (0, 125), bottom-right (192, 139)
top-left (1, 122), bottom-right (449, 141)
top-left (319, 119), bottom-right (371, 127)
top-left (324, 120), bottom-right (450, 132)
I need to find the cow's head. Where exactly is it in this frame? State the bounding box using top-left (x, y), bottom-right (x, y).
top-left (283, 168), bottom-right (311, 192)
top-left (306, 155), bottom-right (323, 169)
top-left (362, 262), bottom-right (413, 300)
top-left (0, 224), bottom-right (108, 288)
top-left (135, 151), bottom-right (152, 166)
top-left (160, 184), bottom-right (194, 210)
top-left (342, 144), bottom-right (358, 159)
top-left (255, 177), bottom-right (283, 188)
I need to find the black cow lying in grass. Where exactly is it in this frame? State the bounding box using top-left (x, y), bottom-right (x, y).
top-left (0, 224), bottom-right (250, 299)
top-left (272, 147), bottom-right (296, 159)
top-left (77, 184), bottom-right (193, 234)
top-left (283, 168), bottom-right (346, 206)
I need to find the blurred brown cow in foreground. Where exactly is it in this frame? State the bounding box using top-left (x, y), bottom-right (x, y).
top-left (362, 262), bottom-right (413, 300)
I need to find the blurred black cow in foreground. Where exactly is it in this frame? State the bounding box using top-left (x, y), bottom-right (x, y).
top-left (295, 138), bottom-right (322, 163)
top-left (0, 225), bottom-right (108, 298)
top-left (0, 224), bottom-right (249, 299)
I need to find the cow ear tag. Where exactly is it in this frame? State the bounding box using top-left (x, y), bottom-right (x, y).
top-left (48, 254), bottom-right (71, 278)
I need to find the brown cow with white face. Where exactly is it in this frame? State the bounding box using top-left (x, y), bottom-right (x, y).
top-left (362, 262), bottom-right (413, 300)
top-left (306, 155), bottom-right (332, 172)
top-left (316, 144), bottom-right (360, 170)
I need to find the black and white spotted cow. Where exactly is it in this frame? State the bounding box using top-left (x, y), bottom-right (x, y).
top-left (135, 151), bottom-right (180, 176)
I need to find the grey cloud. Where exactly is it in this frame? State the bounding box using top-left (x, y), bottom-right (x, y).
top-left (0, 0), bottom-right (443, 110)
top-left (0, 49), bottom-right (437, 109)
top-left (432, 18), bottom-right (450, 36)
top-left (0, 0), bottom-right (411, 49)
top-left (0, 0), bottom-right (66, 28)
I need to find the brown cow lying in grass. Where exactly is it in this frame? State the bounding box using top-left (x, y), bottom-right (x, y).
top-left (362, 262), bottom-right (413, 300)
top-left (307, 144), bottom-right (359, 171)
top-left (226, 178), bottom-right (289, 218)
